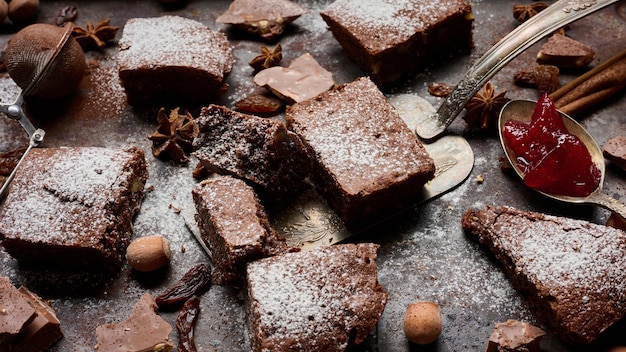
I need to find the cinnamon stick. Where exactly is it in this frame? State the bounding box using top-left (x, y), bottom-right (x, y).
top-left (549, 49), bottom-right (626, 115)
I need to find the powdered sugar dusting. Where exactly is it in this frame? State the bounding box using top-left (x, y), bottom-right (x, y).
top-left (494, 210), bottom-right (626, 291)
top-left (321, 0), bottom-right (471, 52)
top-left (194, 176), bottom-right (266, 247)
top-left (117, 16), bottom-right (233, 77)
top-left (287, 77), bottom-right (433, 195)
top-left (246, 243), bottom-right (386, 350)
top-left (0, 147), bottom-right (143, 245)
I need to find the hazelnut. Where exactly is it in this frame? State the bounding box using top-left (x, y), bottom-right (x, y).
top-left (0, 0), bottom-right (8, 24)
top-left (403, 301), bottom-right (442, 345)
top-left (8, 0), bottom-right (39, 23)
top-left (126, 235), bottom-right (172, 272)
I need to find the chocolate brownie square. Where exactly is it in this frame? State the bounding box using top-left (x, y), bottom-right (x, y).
top-left (320, 0), bottom-right (473, 86)
top-left (286, 77), bottom-right (435, 228)
top-left (117, 16), bottom-right (234, 106)
top-left (0, 147), bottom-right (148, 272)
top-left (245, 243), bottom-right (387, 351)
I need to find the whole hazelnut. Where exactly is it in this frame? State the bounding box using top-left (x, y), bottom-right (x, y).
top-left (0, 0), bottom-right (8, 24)
top-left (8, 0), bottom-right (39, 23)
top-left (126, 235), bottom-right (172, 272)
top-left (403, 301), bottom-right (442, 345)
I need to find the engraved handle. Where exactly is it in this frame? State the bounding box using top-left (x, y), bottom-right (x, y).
top-left (415, 0), bottom-right (622, 140)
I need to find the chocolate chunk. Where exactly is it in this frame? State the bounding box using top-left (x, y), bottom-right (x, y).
top-left (536, 34), bottom-right (596, 69)
top-left (215, 0), bottom-right (307, 40)
top-left (9, 287), bottom-right (63, 352)
top-left (603, 135), bottom-right (626, 171)
top-left (486, 320), bottom-right (545, 352)
top-left (0, 277), bottom-right (36, 344)
top-left (95, 293), bottom-right (173, 352)
top-left (254, 53), bottom-right (334, 103)
top-left (513, 64), bottom-right (560, 93)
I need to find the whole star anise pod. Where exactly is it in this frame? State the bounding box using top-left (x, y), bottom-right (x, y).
top-left (513, 2), bottom-right (549, 22)
top-left (463, 82), bottom-right (509, 132)
top-left (72, 19), bottom-right (120, 50)
top-left (249, 44), bottom-right (282, 71)
top-left (148, 108), bottom-right (199, 163)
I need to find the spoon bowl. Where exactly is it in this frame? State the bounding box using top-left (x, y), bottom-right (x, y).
top-left (498, 99), bottom-right (626, 220)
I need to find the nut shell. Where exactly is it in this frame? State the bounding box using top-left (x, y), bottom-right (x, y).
top-left (5, 23), bottom-right (85, 99)
top-left (126, 235), bottom-right (172, 272)
top-left (0, 1), bottom-right (8, 24)
top-left (403, 301), bottom-right (442, 345)
top-left (7, 0), bottom-right (38, 23)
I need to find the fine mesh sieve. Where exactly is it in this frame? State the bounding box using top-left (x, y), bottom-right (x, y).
top-left (0, 23), bottom-right (86, 198)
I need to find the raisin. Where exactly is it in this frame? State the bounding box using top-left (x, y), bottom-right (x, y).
top-left (176, 296), bottom-right (200, 352)
top-left (55, 6), bottom-right (78, 26)
top-left (234, 94), bottom-right (284, 116)
top-left (155, 263), bottom-right (211, 307)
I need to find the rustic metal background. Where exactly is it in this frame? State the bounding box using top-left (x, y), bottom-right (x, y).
top-left (0, 1), bottom-right (625, 351)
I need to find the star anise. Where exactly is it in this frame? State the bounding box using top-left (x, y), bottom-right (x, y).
top-left (148, 108), bottom-right (199, 163)
top-left (72, 19), bottom-right (120, 50)
top-left (463, 82), bottom-right (509, 132)
top-left (513, 2), bottom-right (549, 22)
top-left (249, 44), bottom-right (282, 71)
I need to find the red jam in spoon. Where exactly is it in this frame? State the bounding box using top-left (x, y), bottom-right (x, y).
top-left (502, 93), bottom-right (601, 197)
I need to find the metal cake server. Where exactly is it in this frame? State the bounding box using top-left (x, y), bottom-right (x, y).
top-left (415, 0), bottom-right (622, 141)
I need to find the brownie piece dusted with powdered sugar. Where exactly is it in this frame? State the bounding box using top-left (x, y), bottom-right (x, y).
top-left (192, 104), bottom-right (311, 201)
top-left (0, 147), bottom-right (148, 272)
top-left (117, 16), bottom-right (234, 106)
top-left (320, 0), bottom-right (473, 86)
top-left (245, 243), bottom-right (387, 351)
top-left (286, 77), bottom-right (435, 228)
top-left (462, 205), bottom-right (626, 344)
top-left (192, 174), bottom-right (297, 285)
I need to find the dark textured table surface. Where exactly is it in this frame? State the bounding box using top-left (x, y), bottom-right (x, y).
top-left (0, 1), bottom-right (625, 351)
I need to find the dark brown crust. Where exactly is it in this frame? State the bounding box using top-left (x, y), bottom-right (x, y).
top-left (462, 205), bottom-right (626, 344)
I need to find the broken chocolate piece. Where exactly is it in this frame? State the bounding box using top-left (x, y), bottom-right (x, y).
top-left (486, 320), bottom-right (545, 352)
top-left (537, 34), bottom-right (596, 69)
top-left (9, 287), bottom-right (63, 352)
top-left (216, 0), bottom-right (307, 40)
top-left (603, 135), bottom-right (626, 171)
top-left (254, 53), bottom-right (334, 103)
top-left (513, 64), bottom-right (560, 93)
top-left (95, 293), bottom-right (173, 352)
top-left (0, 277), bottom-right (36, 345)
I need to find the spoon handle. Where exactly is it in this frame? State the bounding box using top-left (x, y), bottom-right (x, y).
top-left (588, 191), bottom-right (626, 222)
top-left (416, 0), bottom-right (621, 140)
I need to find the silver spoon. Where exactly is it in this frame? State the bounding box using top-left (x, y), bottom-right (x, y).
top-left (498, 99), bottom-right (626, 221)
top-left (415, 0), bottom-right (621, 141)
